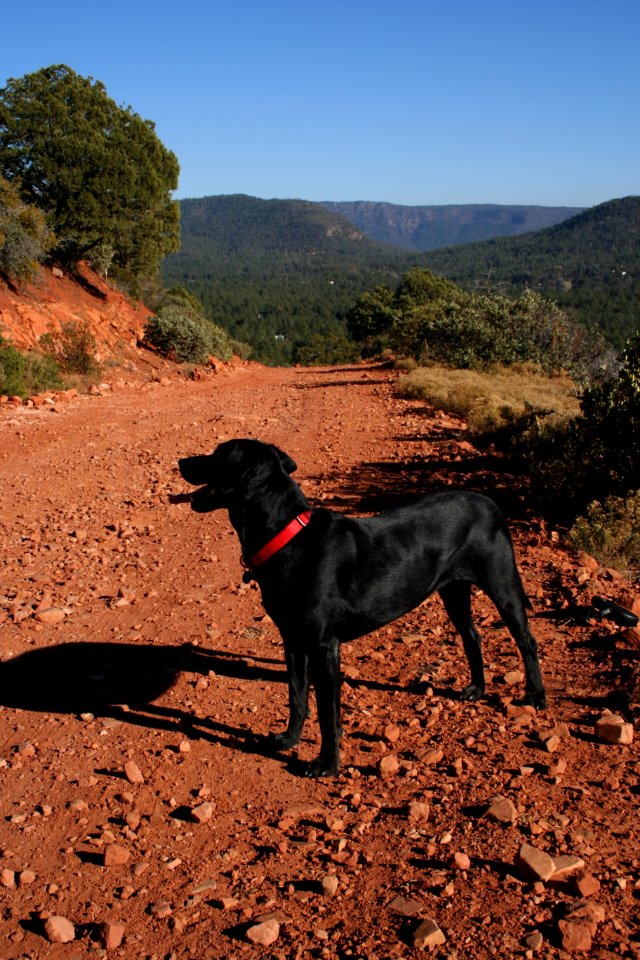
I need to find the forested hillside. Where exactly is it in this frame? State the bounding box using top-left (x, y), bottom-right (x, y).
top-left (323, 200), bottom-right (581, 251)
top-left (161, 195), bottom-right (426, 363)
top-left (424, 196), bottom-right (640, 347)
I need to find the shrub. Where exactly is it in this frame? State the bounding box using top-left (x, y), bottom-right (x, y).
top-left (568, 491), bottom-right (640, 577)
top-left (39, 321), bottom-right (98, 375)
top-left (0, 336), bottom-right (63, 397)
top-left (292, 331), bottom-right (360, 366)
top-left (530, 332), bottom-right (640, 509)
top-left (348, 267), bottom-right (609, 379)
top-left (144, 304), bottom-right (233, 364)
top-left (0, 175), bottom-right (53, 282)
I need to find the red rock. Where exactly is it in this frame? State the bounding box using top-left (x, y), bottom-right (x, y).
top-left (451, 851), bottom-right (471, 871)
top-left (575, 872), bottom-right (601, 897)
top-left (35, 607), bottom-right (66, 624)
top-left (378, 754), bottom-right (400, 778)
top-left (99, 920), bottom-right (125, 949)
top-left (483, 795), bottom-right (517, 824)
top-left (552, 855), bottom-right (585, 878)
top-left (191, 802), bottom-right (215, 823)
top-left (595, 714), bottom-right (633, 745)
top-left (1, 868), bottom-right (15, 888)
top-left (246, 918), bottom-right (280, 945)
top-left (408, 801), bottom-right (430, 821)
top-left (412, 917), bottom-right (446, 950)
top-left (384, 722), bottom-right (401, 743)
top-left (515, 843), bottom-right (555, 882)
top-left (103, 844), bottom-right (130, 866)
top-left (44, 915), bottom-right (75, 943)
top-left (321, 875), bottom-right (339, 897)
top-left (558, 919), bottom-right (592, 952)
top-left (123, 760), bottom-right (145, 784)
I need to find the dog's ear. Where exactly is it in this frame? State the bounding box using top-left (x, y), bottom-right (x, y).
top-left (269, 444), bottom-right (297, 474)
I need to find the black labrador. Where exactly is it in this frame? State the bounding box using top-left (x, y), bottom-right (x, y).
top-left (178, 438), bottom-right (546, 777)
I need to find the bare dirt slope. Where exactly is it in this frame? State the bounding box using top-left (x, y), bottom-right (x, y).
top-left (0, 362), bottom-right (638, 959)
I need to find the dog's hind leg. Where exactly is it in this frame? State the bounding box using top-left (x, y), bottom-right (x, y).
top-left (273, 646), bottom-right (310, 751)
top-left (489, 592), bottom-right (546, 709)
top-left (439, 581), bottom-right (486, 701)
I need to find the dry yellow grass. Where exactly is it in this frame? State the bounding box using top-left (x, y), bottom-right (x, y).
top-left (397, 362), bottom-right (580, 435)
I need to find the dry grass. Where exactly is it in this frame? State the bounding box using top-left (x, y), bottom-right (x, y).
top-left (397, 362), bottom-right (580, 436)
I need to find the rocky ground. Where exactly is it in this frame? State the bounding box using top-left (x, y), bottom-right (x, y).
top-left (0, 360), bottom-right (638, 960)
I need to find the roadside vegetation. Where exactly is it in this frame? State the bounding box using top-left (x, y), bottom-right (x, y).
top-left (350, 266), bottom-right (640, 576)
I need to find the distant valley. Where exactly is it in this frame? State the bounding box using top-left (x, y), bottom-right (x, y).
top-left (162, 194), bottom-right (639, 361)
top-left (322, 201), bottom-right (582, 251)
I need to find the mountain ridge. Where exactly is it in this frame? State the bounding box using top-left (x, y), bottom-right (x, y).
top-left (321, 200), bottom-right (582, 251)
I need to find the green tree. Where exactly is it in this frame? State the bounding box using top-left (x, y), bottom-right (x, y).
top-left (0, 65), bottom-right (180, 289)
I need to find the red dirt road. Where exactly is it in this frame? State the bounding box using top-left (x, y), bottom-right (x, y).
top-left (0, 362), bottom-right (638, 959)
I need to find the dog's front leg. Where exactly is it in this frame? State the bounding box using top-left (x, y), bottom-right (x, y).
top-left (272, 645), bottom-right (309, 751)
top-left (305, 639), bottom-right (341, 778)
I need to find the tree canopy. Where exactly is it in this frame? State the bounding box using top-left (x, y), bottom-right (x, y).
top-left (0, 64), bottom-right (180, 288)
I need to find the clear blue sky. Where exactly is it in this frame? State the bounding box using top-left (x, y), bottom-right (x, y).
top-left (3, 0), bottom-right (638, 207)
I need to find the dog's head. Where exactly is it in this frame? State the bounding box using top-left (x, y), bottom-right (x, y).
top-left (178, 438), bottom-right (297, 512)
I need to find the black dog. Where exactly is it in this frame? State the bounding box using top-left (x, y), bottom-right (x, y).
top-left (178, 438), bottom-right (546, 777)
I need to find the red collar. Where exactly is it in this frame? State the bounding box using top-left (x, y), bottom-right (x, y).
top-left (248, 511), bottom-right (311, 569)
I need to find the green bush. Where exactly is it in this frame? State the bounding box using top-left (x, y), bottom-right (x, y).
top-left (530, 332), bottom-right (640, 509)
top-left (568, 491), bottom-right (640, 577)
top-left (292, 331), bottom-right (360, 365)
top-left (39, 321), bottom-right (98, 375)
top-left (143, 295), bottom-right (233, 364)
top-left (347, 267), bottom-right (607, 380)
top-left (0, 336), bottom-right (63, 397)
top-left (0, 175), bottom-right (53, 282)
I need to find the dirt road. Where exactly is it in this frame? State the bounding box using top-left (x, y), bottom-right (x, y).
top-left (0, 362), bottom-right (638, 958)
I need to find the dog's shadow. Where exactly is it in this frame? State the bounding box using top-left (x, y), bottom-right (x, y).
top-left (0, 641), bottom-right (295, 762)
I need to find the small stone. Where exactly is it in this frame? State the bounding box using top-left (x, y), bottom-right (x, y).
top-left (525, 931), bottom-right (544, 950)
top-left (99, 920), bottom-right (125, 949)
top-left (412, 917), bottom-right (446, 950)
top-left (543, 734), bottom-right (561, 753)
top-left (44, 915), bottom-right (75, 943)
top-left (178, 739), bottom-right (191, 753)
top-left (35, 607), bottom-right (66, 624)
top-left (419, 747), bottom-right (444, 766)
top-left (483, 795), bottom-right (517, 824)
top-left (321, 875), bottom-right (339, 897)
top-left (515, 843), bottom-right (555, 882)
top-left (503, 670), bottom-right (524, 686)
top-left (595, 714), bottom-right (633, 745)
top-left (408, 801), bottom-right (430, 821)
top-left (123, 760), bottom-right (145, 784)
top-left (451, 851), bottom-right (471, 871)
top-left (191, 802), bottom-right (215, 823)
top-left (68, 799), bottom-right (88, 812)
top-left (246, 918), bottom-right (280, 946)
top-left (552, 855), bottom-right (585, 878)
top-left (558, 919), bottom-right (592, 952)
top-left (1, 868), bottom-right (15, 888)
top-left (149, 901), bottom-right (173, 919)
top-left (384, 722), bottom-right (401, 743)
top-left (378, 754), bottom-right (400, 778)
top-left (389, 895), bottom-right (423, 916)
top-left (19, 869), bottom-right (36, 885)
top-left (575, 873), bottom-right (601, 897)
top-left (103, 844), bottom-right (130, 867)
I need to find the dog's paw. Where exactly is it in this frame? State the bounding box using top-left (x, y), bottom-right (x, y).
top-left (459, 683), bottom-right (485, 702)
top-left (270, 731), bottom-right (300, 752)
top-left (303, 755), bottom-right (340, 778)
top-left (523, 690), bottom-right (547, 710)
